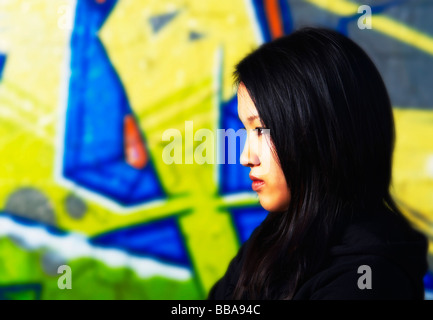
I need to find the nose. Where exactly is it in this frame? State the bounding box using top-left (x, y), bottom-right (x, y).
top-left (240, 136), bottom-right (260, 167)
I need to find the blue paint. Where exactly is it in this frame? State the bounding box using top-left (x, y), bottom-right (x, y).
top-left (424, 270), bottom-right (433, 290)
top-left (64, 0), bottom-right (164, 206)
top-left (0, 284), bottom-right (42, 300)
top-left (0, 54), bottom-right (6, 80)
top-left (279, 0), bottom-right (293, 35)
top-left (219, 96), bottom-right (251, 195)
top-left (251, 0), bottom-right (272, 42)
top-left (231, 206), bottom-right (268, 244)
top-left (149, 11), bottom-right (179, 33)
top-left (91, 217), bottom-right (191, 267)
top-left (189, 31), bottom-right (205, 41)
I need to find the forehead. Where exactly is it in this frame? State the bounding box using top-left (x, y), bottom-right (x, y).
top-left (237, 83), bottom-right (259, 122)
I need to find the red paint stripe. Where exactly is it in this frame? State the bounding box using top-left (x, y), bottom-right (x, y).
top-left (124, 114), bottom-right (148, 169)
top-left (265, 0), bottom-right (284, 39)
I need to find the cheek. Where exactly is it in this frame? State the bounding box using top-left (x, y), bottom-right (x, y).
top-left (261, 156), bottom-right (291, 211)
top-left (268, 178), bottom-right (291, 211)
top-left (268, 153), bottom-right (285, 184)
top-left (257, 141), bottom-right (274, 175)
top-left (271, 167), bottom-right (290, 198)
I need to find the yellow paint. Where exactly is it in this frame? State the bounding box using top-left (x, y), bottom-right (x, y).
top-left (305, 0), bottom-right (357, 15)
top-left (374, 17), bottom-right (433, 56)
top-left (392, 108), bottom-right (433, 266)
top-left (305, 0), bottom-right (433, 56)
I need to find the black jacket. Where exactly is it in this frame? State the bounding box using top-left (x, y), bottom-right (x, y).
top-left (208, 206), bottom-right (428, 300)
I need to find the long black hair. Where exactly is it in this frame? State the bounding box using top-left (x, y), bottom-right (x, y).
top-left (231, 27), bottom-right (402, 299)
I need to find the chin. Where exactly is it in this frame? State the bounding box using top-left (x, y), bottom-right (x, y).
top-left (259, 196), bottom-right (289, 213)
top-left (259, 199), bottom-right (279, 212)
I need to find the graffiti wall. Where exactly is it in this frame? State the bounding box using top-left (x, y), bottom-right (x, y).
top-left (0, 0), bottom-right (432, 299)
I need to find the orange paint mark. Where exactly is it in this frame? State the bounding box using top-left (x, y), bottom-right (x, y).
top-left (265, 0), bottom-right (284, 39)
top-left (124, 114), bottom-right (148, 169)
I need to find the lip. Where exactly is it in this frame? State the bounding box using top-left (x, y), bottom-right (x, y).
top-left (249, 174), bottom-right (265, 191)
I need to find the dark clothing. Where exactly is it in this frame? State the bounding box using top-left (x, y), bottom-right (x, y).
top-left (208, 206), bottom-right (428, 300)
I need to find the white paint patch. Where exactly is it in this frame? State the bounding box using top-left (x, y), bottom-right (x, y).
top-left (244, 0), bottom-right (265, 45)
top-left (426, 155), bottom-right (433, 178)
top-left (0, 215), bottom-right (191, 280)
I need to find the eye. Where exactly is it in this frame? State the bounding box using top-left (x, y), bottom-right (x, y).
top-left (253, 127), bottom-right (265, 136)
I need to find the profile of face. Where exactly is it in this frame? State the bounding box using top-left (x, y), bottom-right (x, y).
top-left (237, 83), bottom-right (291, 212)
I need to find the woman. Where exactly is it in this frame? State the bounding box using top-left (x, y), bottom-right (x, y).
top-left (208, 27), bottom-right (428, 300)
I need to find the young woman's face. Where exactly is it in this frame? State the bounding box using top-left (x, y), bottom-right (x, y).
top-left (237, 83), bottom-right (291, 212)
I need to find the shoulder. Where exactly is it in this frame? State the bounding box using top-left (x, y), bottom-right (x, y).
top-left (304, 255), bottom-right (421, 300)
top-left (207, 239), bottom-right (249, 300)
top-left (208, 214), bottom-right (272, 300)
top-left (295, 207), bottom-right (428, 300)
top-left (209, 208), bottom-right (428, 300)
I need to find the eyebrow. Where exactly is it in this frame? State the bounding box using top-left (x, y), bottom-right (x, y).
top-left (238, 114), bottom-right (259, 123)
top-left (247, 115), bottom-right (259, 122)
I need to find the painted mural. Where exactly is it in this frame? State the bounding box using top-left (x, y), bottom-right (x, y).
top-left (0, 0), bottom-right (432, 299)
